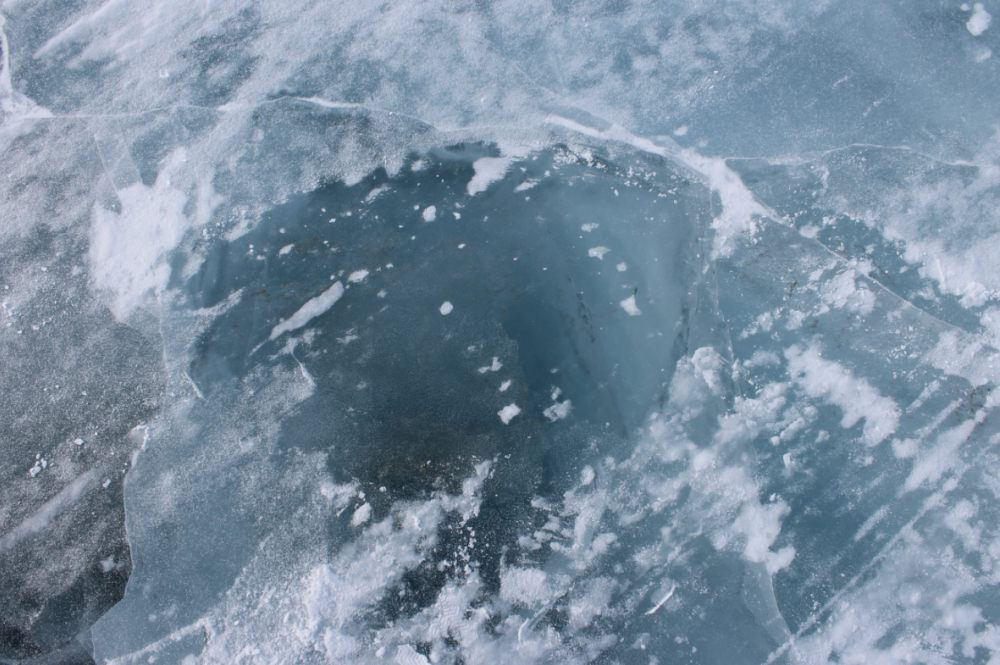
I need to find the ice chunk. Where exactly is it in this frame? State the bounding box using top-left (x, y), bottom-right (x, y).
top-left (543, 400), bottom-right (572, 421)
top-left (467, 157), bottom-right (512, 195)
top-left (497, 403), bottom-right (521, 424)
top-left (351, 503), bottom-right (372, 526)
top-left (588, 246), bottom-right (610, 259)
top-left (269, 282), bottom-right (345, 341)
top-left (620, 295), bottom-right (642, 316)
top-left (477, 357), bottom-right (502, 373)
top-left (968, 3), bottom-right (992, 35)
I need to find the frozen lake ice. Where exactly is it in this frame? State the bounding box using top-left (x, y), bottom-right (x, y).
top-left (2, 1), bottom-right (1000, 663)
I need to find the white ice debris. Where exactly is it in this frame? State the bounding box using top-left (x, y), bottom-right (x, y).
top-left (620, 295), bottom-right (642, 315)
top-left (499, 380), bottom-right (512, 392)
top-left (581, 223), bottom-right (599, 232)
top-left (347, 269), bottom-right (369, 283)
top-left (588, 246), bottom-right (610, 259)
top-left (422, 205), bottom-right (437, 222)
top-left (543, 400), bottom-right (572, 422)
top-left (968, 3), bottom-right (992, 35)
top-left (278, 244), bottom-right (294, 256)
top-left (439, 301), bottom-right (453, 315)
top-left (467, 156), bottom-right (512, 195)
top-left (616, 262), bottom-right (627, 271)
top-left (364, 185), bottom-right (389, 202)
top-left (498, 403), bottom-right (521, 424)
top-left (500, 567), bottom-right (550, 606)
top-left (351, 503), bottom-right (372, 526)
top-left (269, 282), bottom-right (345, 341)
top-left (478, 357), bottom-right (502, 373)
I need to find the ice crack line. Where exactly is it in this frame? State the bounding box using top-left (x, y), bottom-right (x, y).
top-left (546, 114), bottom-right (973, 338)
top-left (763, 416), bottom-right (999, 665)
top-left (739, 142), bottom-right (999, 171)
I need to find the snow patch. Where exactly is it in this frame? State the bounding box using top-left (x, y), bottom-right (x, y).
top-left (785, 345), bottom-right (900, 446)
top-left (500, 567), bottom-right (549, 607)
top-left (89, 150), bottom-right (214, 319)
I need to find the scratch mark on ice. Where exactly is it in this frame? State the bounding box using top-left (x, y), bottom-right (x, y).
top-left (645, 584), bottom-right (676, 615)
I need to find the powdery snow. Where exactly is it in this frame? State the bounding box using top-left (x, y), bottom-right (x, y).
top-left (785, 345), bottom-right (900, 446)
top-left (500, 567), bottom-right (550, 607)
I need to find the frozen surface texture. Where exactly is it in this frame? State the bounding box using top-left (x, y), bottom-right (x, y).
top-left (1, 0), bottom-right (1000, 663)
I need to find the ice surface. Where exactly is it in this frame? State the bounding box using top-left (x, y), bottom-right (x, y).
top-left (2, 1), bottom-right (1000, 663)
